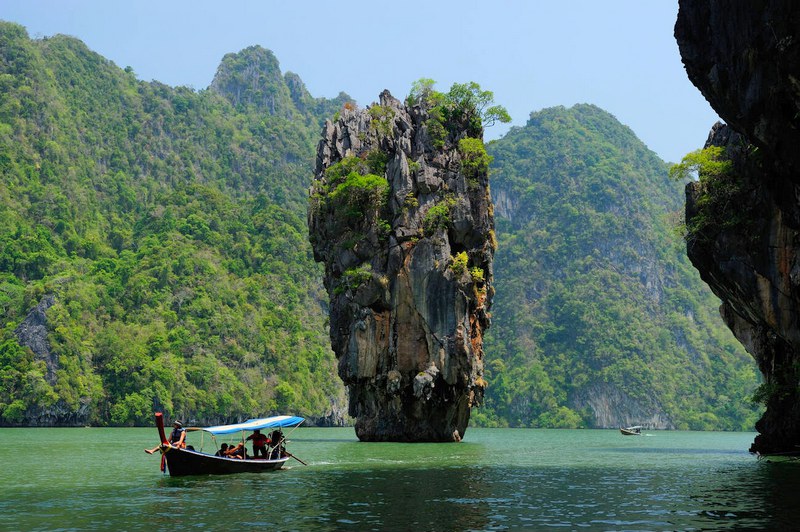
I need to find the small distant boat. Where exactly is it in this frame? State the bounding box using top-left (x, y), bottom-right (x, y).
top-left (620, 426), bottom-right (643, 436)
top-left (149, 412), bottom-right (305, 476)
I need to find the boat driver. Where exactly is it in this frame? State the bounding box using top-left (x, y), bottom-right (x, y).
top-left (144, 419), bottom-right (187, 454)
top-left (168, 420), bottom-right (187, 448)
top-left (246, 429), bottom-right (269, 457)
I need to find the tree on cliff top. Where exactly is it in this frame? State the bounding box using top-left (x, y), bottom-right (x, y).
top-left (407, 78), bottom-right (511, 135)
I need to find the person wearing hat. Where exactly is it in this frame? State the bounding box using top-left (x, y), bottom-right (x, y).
top-left (168, 420), bottom-right (187, 448)
top-left (145, 420), bottom-right (187, 454)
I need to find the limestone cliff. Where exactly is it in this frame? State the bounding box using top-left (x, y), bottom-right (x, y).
top-left (14, 294), bottom-right (57, 385)
top-left (308, 90), bottom-right (494, 441)
top-left (676, 0), bottom-right (800, 453)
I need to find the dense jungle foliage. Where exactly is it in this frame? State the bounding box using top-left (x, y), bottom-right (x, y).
top-left (478, 105), bottom-right (761, 430)
top-left (0, 22), bottom-right (348, 425)
top-left (0, 21), bottom-right (761, 429)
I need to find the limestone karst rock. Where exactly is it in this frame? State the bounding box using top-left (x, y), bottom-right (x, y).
top-left (308, 90), bottom-right (494, 441)
top-left (676, 0), bottom-right (800, 453)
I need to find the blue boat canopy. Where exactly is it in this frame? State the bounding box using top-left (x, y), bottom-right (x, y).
top-left (191, 415), bottom-right (305, 435)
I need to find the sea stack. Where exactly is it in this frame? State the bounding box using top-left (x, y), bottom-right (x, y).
top-left (308, 90), bottom-right (495, 441)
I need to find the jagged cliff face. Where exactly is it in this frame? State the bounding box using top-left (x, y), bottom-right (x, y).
top-left (676, 1), bottom-right (800, 453)
top-left (308, 90), bottom-right (494, 442)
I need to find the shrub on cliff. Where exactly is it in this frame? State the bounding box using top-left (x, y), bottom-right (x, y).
top-left (458, 137), bottom-right (493, 184)
top-left (407, 78), bottom-right (511, 146)
top-left (668, 146), bottom-right (732, 182)
top-left (422, 195), bottom-right (457, 236)
top-left (328, 172), bottom-right (389, 220)
top-left (311, 155), bottom-right (390, 233)
top-left (671, 145), bottom-right (755, 246)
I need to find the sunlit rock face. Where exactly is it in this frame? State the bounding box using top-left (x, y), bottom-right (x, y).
top-left (676, 0), bottom-right (800, 453)
top-left (308, 90), bottom-right (494, 441)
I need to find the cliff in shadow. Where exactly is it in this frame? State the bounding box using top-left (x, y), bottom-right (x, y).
top-left (308, 90), bottom-right (494, 441)
top-left (676, 0), bottom-right (800, 453)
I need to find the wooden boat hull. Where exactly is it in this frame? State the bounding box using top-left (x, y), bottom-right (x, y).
top-left (163, 447), bottom-right (290, 476)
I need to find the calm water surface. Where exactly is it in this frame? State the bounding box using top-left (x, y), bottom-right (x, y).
top-left (0, 427), bottom-right (797, 531)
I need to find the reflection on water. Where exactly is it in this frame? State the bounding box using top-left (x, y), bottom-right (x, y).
top-left (1, 427), bottom-right (799, 531)
top-left (303, 467), bottom-right (492, 531)
top-left (687, 460), bottom-right (800, 530)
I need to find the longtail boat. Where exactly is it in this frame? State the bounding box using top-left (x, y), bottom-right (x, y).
top-left (149, 412), bottom-right (305, 476)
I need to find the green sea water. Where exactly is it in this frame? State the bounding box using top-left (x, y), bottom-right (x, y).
top-left (0, 427), bottom-right (797, 531)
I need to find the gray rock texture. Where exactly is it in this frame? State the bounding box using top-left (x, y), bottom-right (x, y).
top-left (308, 90), bottom-right (494, 441)
top-left (14, 294), bottom-right (57, 384)
top-left (12, 294), bottom-right (92, 426)
top-left (676, 0), bottom-right (800, 453)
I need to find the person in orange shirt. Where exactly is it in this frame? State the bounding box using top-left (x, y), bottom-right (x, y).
top-left (246, 429), bottom-right (269, 458)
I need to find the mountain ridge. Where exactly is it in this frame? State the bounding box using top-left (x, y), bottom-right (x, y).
top-left (481, 103), bottom-right (760, 430)
top-left (0, 21), bottom-right (759, 430)
top-left (0, 21), bottom-right (347, 426)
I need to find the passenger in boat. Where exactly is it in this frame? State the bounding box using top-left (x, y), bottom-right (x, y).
top-left (246, 429), bottom-right (269, 458)
top-left (268, 429), bottom-right (285, 459)
top-left (145, 420), bottom-right (187, 454)
top-left (214, 443), bottom-right (229, 457)
top-left (225, 442), bottom-right (246, 459)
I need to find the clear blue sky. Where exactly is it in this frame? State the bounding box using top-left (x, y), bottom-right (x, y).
top-left (3, 0), bottom-right (719, 163)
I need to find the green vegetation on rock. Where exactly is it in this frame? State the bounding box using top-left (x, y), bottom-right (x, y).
top-left (422, 195), bottom-right (457, 236)
top-left (671, 145), bottom-right (754, 246)
top-left (407, 78), bottom-right (511, 147)
top-left (476, 104), bottom-right (761, 430)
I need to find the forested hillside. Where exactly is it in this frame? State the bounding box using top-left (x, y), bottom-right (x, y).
top-left (0, 21), bottom-right (761, 430)
top-left (0, 21), bottom-right (348, 425)
top-left (478, 105), bottom-right (761, 430)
